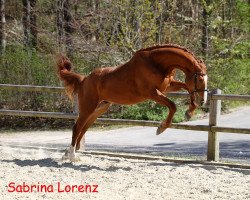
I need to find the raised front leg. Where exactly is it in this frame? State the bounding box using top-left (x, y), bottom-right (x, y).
top-left (185, 93), bottom-right (198, 120)
top-left (150, 89), bottom-right (177, 135)
top-left (165, 80), bottom-right (188, 93)
top-left (165, 80), bottom-right (198, 121)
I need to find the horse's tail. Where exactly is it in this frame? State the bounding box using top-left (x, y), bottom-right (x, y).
top-left (57, 55), bottom-right (85, 100)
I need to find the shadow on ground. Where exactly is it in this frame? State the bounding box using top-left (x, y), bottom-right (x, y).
top-left (1, 158), bottom-right (132, 172)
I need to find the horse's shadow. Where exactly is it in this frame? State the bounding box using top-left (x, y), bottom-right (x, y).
top-left (2, 158), bottom-right (132, 172)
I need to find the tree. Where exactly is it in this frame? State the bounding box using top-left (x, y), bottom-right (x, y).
top-left (56, 0), bottom-right (74, 57)
top-left (63, 0), bottom-right (73, 57)
top-left (30, 0), bottom-right (37, 47)
top-left (201, 0), bottom-right (212, 59)
top-left (0, 0), bottom-right (6, 54)
top-left (22, 0), bottom-right (37, 49)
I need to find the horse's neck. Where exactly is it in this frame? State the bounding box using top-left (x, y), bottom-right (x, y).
top-left (173, 65), bottom-right (191, 76)
top-left (152, 48), bottom-right (198, 76)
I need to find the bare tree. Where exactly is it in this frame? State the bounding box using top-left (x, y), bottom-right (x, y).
top-left (30, 0), bottom-right (37, 47)
top-left (22, 0), bottom-right (31, 47)
top-left (56, 0), bottom-right (64, 47)
top-left (63, 0), bottom-right (73, 57)
top-left (201, 0), bottom-right (212, 59)
top-left (56, 0), bottom-right (74, 57)
top-left (0, 0), bottom-right (6, 54)
top-left (131, 0), bottom-right (142, 48)
top-left (22, 0), bottom-right (37, 49)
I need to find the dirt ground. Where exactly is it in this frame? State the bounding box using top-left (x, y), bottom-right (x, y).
top-left (0, 106), bottom-right (249, 199)
top-left (0, 145), bottom-right (249, 200)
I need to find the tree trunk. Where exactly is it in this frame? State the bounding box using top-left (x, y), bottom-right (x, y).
top-left (229, 0), bottom-right (235, 39)
top-left (56, 0), bottom-right (64, 47)
top-left (0, 0), bottom-right (6, 54)
top-left (87, 0), bottom-right (100, 43)
top-left (56, 0), bottom-right (74, 57)
top-left (22, 0), bottom-right (37, 49)
top-left (190, 0), bottom-right (199, 28)
top-left (154, 0), bottom-right (162, 44)
top-left (131, 0), bottom-right (142, 49)
top-left (63, 0), bottom-right (73, 58)
top-left (201, 0), bottom-right (211, 59)
top-left (30, 0), bottom-right (37, 48)
top-left (22, 0), bottom-right (31, 48)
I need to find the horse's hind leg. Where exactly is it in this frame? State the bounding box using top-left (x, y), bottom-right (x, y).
top-left (150, 89), bottom-right (176, 135)
top-left (63, 99), bottom-right (99, 162)
top-left (62, 114), bottom-right (90, 162)
top-left (76, 101), bottom-right (111, 151)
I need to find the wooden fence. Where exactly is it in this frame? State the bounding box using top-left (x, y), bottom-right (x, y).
top-left (0, 83), bottom-right (250, 161)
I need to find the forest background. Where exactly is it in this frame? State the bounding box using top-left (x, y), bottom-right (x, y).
top-left (0, 0), bottom-right (249, 129)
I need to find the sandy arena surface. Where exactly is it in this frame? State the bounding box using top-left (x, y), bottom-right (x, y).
top-left (0, 145), bottom-right (249, 200)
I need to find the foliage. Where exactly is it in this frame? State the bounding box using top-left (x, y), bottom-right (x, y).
top-left (0, 0), bottom-right (249, 128)
top-left (0, 45), bottom-right (57, 85)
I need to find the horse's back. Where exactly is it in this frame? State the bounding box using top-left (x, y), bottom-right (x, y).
top-left (95, 64), bottom-right (145, 104)
top-left (83, 51), bottom-right (177, 104)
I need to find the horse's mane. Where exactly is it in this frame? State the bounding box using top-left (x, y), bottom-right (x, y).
top-left (137, 44), bottom-right (204, 64)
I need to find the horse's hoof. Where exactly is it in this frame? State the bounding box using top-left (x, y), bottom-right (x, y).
top-left (185, 111), bottom-right (192, 121)
top-left (61, 154), bottom-right (80, 162)
top-left (61, 147), bottom-right (80, 162)
top-left (156, 124), bottom-right (167, 135)
top-left (156, 127), bottom-right (162, 135)
top-left (70, 155), bottom-right (81, 162)
top-left (61, 149), bottom-right (69, 160)
top-left (62, 155), bottom-right (68, 160)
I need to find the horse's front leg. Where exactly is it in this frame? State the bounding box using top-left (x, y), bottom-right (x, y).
top-left (164, 80), bottom-right (188, 93)
top-left (151, 89), bottom-right (177, 135)
top-left (165, 80), bottom-right (197, 121)
top-left (185, 93), bottom-right (198, 120)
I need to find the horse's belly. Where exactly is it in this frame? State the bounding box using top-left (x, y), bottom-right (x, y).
top-left (111, 98), bottom-right (145, 105)
top-left (104, 92), bottom-right (146, 105)
top-left (101, 86), bottom-right (146, 105)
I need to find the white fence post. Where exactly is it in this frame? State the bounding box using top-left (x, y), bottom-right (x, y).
top-left (207, 89), bottom-right (222, 161)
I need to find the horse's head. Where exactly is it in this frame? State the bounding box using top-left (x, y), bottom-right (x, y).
top-left (185, 63), bottom-right (208, 106)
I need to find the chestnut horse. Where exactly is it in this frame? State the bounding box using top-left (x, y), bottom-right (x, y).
top-left (57, 44), bottom-right (208, 161)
